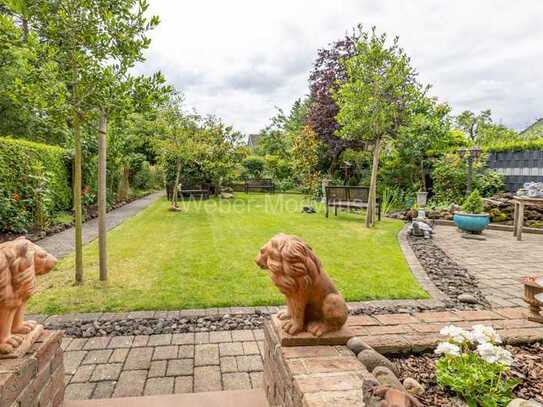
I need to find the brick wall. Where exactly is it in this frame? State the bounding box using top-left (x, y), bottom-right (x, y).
top-left (0, 330), bottom-right (64, 407)
top-left (263, 321), bottom-right (366, 407)
top-left (488, 150), bottom-right (543, 192)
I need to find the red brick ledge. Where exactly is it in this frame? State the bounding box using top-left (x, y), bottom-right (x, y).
top-left (347, 307), bottom-right (543, 354)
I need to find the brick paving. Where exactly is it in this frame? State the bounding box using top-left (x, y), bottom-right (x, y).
top-left (63, 330), bottom-right (265, 400)
top-left (433, 225), bottom-right (543, 308)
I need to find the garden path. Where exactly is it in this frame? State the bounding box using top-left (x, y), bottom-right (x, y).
top-left (433, 225), bottom-right (543, 308)
top-left (37, 192), bottom-right (164, 259)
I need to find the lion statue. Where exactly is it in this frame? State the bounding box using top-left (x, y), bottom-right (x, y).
top-left (255, 233), bottom-right (348, 336)
top-left (0, 237), bottom-right (57, 354)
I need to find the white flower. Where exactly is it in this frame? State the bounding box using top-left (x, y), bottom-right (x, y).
top-left (440, 325), bottom-right (472, 344)
top-left (477, 342), bottom-right (498, 363)
top-left (435, 342), bottom-right (461, 357)
top-left (495, 347), bottom-right (513, 366)
top-left (471, 324), bottom-right (502, 344)
top-left (476, 342), bottom-right (512, 365)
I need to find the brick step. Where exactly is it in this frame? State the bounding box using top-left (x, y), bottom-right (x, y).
top-left (64, 389), bottom-right (268, 407)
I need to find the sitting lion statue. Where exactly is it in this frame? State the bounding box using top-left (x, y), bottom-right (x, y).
top-left (255, 233), bottom-right (348, 336)
top-left (0, 237), bottom-right (57, 354)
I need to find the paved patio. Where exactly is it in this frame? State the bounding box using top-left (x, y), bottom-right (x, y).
top-left (433, 225), bottom-right (543, 308)
top-left (63, 330), bottom-right (265, 400)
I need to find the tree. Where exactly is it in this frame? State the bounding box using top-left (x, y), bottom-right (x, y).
top-left (455, 110), bottom-right (518, 146)
top-left (155, 94), bottom-right (199, 210)
top-left (292, 125), bottom-right (321, 197)
top-left (335, 26), bottom-right (422, 227)
top-left (22, 0), bottom-right (159, 284)
top-left (307, 30), bottom-right (365, 173)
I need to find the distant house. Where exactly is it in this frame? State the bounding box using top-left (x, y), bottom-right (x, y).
top-left (519, 118), bottom-right (543, 138)
top-left (247, 133), bottom-right (261, 149)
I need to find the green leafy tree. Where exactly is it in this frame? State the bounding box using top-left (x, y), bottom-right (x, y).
top-left (455, 110), bottom-right (518, 146)
top-left (292, 125), bottom-right (322, 197)
top-left (19, 0), bottom-right (159, 284)
top-left (335, 26), bottom-right (422, 227)
top-left (242, 156), bottom-right (266, 179)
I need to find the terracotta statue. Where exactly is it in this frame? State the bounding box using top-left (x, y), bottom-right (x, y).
top-left (372, 386), bottom-right (422, 407)
top-left (255, 233), bottom-right (348, 336)
top-left (0, 238), bottom-right (57, 354)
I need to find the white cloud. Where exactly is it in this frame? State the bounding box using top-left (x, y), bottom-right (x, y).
top-left (136, 0), bottom-right (543, 133)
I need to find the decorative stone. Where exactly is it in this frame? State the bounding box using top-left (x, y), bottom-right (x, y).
top-left (403, 377), bottom-right (425, 396)
top-left (220, 192), bottom-right (234, 199)
top-left (458, 293), bottom-right (478, 304)
top-left (507, 399), bottom-right (543, 407)
top-left (372, 366), bottom-right (404, 391)
top-left (0, 238), bottom-right (57, 356)
top-left (255, 234), bottom-right (348, 337)
top-left (372, 386), bottom-right (423, 407)
top-left (346, 336), bottom-right (372, 354)
top-left (357, 349), bottom-right (399, 376)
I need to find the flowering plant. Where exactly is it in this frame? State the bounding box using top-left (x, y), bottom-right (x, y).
top-left (435, 324), bottom-right (518, 407)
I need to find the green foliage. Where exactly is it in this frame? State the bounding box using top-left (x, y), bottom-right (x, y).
top-left (0, 137), bottom-right (71, 233)
top-left (455, 110), bottom-right (521, 147)
top-left (436, 353), bottom-right (518, 407)
top-left (242, 155), bottom-right (266, 179)
top-left (292, 125), bottom-right (322, 197)
top-left (462, 190), bottom-right (484, 214)
top-left (431, 154), bottom-right (504, 204)
top-left (485, 138), bottom-right (543, 153)
top-left (379, 186), bottom-right (406, 215)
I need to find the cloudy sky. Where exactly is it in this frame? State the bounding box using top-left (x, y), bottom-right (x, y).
top-left (136, 1), bottom-right (543, 134)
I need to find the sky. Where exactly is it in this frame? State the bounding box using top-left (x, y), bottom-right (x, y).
top-left (136, 1), bottom-right (543, 135)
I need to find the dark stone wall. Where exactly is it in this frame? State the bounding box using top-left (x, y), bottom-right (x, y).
top-left (487, 150), bottom-right (543, 192)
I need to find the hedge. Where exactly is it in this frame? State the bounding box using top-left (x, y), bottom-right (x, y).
top-left (484, 139), bottom-right (543, 153)
top-left (0, 137), bottom-right (71, 233)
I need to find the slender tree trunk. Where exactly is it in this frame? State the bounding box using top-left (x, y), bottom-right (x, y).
top-left (98, 111), bottom-right (108, 281)
top-left (73, 105), bottom-right (83, 284)
top-left (366, 138), bottom-right (382, 228)
top-left (420, 161), bottom-right (426, 192)
top-left (171, 157), bottom-right (181, 209)
top-left (118, 166), bottom-right (130, 201)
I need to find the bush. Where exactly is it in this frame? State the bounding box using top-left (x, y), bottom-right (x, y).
top-left (435, 325), bottom-right (518, 406)
top-left (462, 190), bottom-right (484, 214)
top-left (241, 155), bottom-right (266, 179)
top-left (0, 137), bottom-right (71, 233)
top-left (431, 153), bottom-right (505, 204)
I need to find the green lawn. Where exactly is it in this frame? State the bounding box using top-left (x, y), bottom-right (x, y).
top-left (29, 193), bottom-right (428, 314)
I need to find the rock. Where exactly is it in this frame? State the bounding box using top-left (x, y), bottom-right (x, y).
top-left (507, 399), bottom-right (543, 407)
top-left (372, 366), bottom-right (404, 391)
top-left (403, 377), bottom-right (425, 395)
top-left (220, 192), bottom-right (234, 199)
top-left (458, 293), bottom-right (478, 304)
top-left (358, 349), bottom-right (399, 376)
top-left (346, 336), bottom-right (373, 355)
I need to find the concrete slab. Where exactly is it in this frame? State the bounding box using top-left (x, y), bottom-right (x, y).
top-left (64, 389), bottom-right (268, 407)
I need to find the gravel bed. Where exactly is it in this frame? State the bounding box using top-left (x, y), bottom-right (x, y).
top-left (407, 235), bottom-right (490, 309)
top-left (48, 313), bottom-right (269, 337)
top-left (392, 342), bottom-right (543, 406)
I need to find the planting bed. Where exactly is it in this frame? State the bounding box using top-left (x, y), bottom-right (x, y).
top-left (392, 342), bottom-right (543, 406)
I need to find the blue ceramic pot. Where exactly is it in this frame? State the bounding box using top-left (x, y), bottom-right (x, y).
top-left (453, 213), bottom-right (490, 234)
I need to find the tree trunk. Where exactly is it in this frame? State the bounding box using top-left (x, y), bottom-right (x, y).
top-left (420, 160), bottom-right (426, 192)
top-left (366, 138), bottom-right (382, 228)
top-left (73, 106), bottom-right (83, 284)
top-left (171, 157), bottom-right (181, 208)
top-left (118, 166), bottom-right (130, 201)
top-left (98, 111), bottom-right (107, 281)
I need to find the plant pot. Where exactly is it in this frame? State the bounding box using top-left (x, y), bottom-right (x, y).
top-left (453, 212), bottom-right (490, 234)
top-left (416, 191), bottom-right (428, 207)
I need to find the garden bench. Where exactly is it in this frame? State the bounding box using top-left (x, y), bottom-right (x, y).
top-left (245, 178), bottom-right (275, 193)
top-left (325, 186), bottom-right (381, 220)
top-left (180, 184), bottom-right (210, 199)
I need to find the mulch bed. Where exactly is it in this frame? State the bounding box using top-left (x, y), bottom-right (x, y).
top-left (392, 342), bottom-right (543, 406)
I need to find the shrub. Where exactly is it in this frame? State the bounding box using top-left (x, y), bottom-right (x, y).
top-left (462, 190), bottom-right (484, 214)
top-left (0, 137), bottom-right (71, 233)
top-left (435, 325), bottom-right (518, 406)
top-left (241, 155), bottom-right (266, 179)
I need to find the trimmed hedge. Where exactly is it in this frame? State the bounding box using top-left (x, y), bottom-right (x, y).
top-left (0, 137), bottom-right (71, 233)
top-left (484, 139), bottom-right (543, 153)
